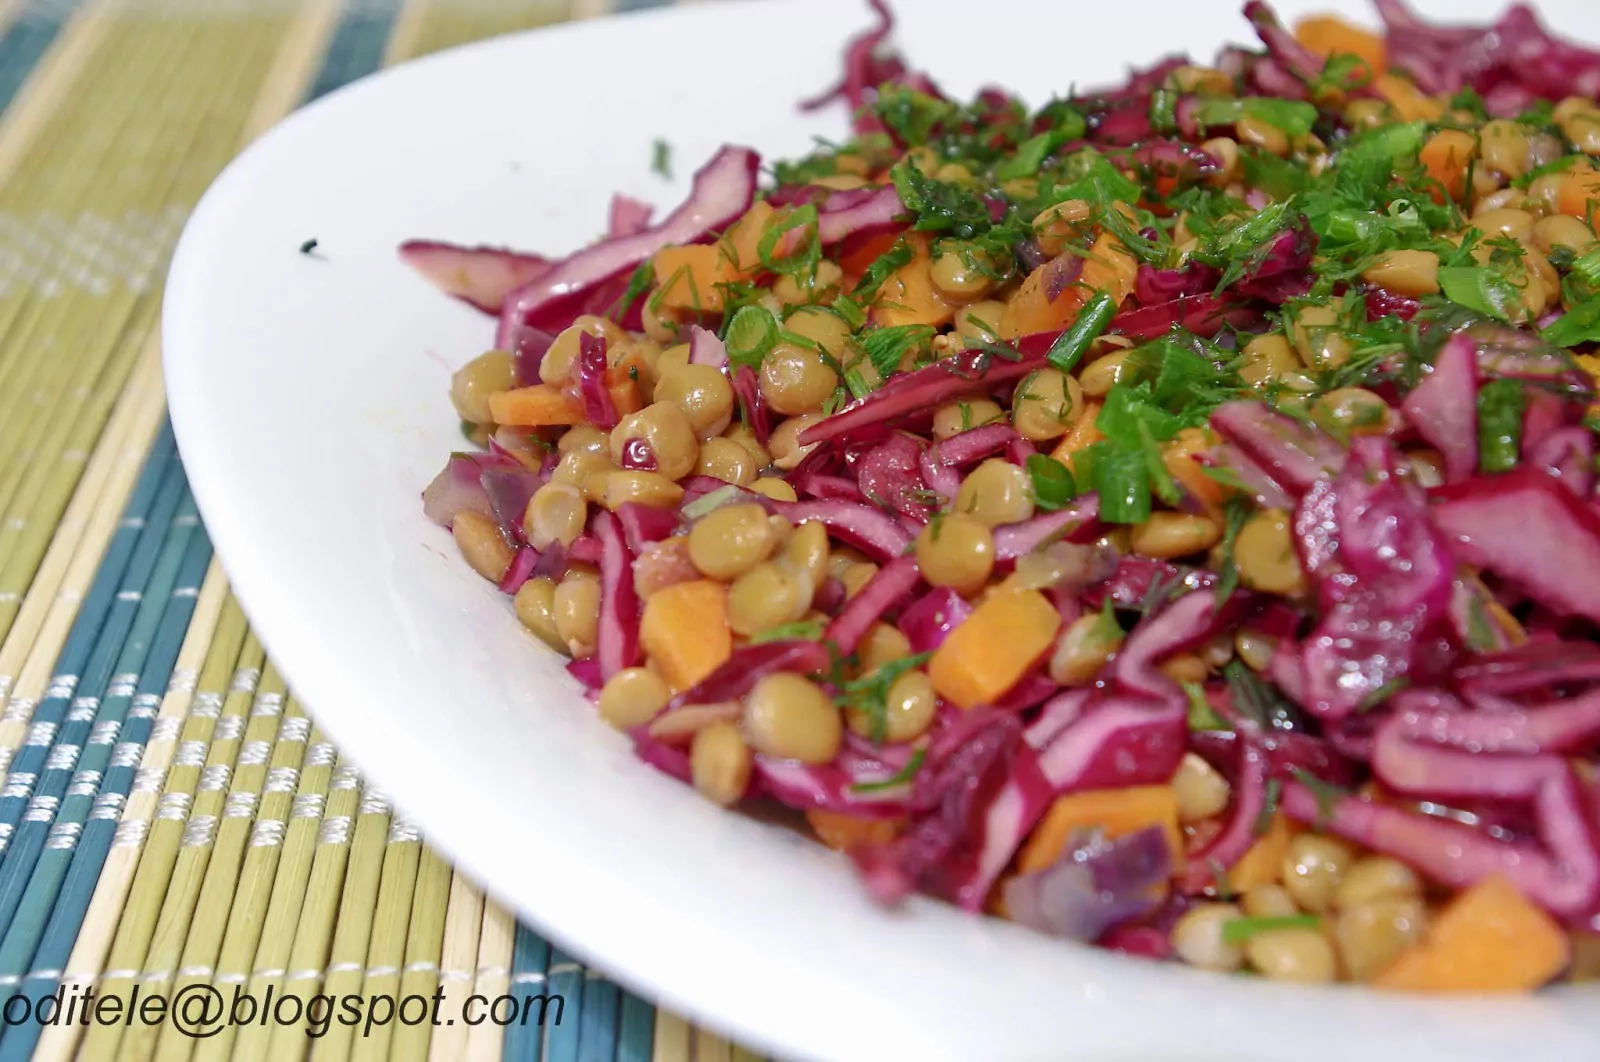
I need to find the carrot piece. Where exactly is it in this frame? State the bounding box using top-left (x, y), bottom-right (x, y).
top-left (1418, 129), bottom-right (1476, 203)
top-left (1048, 401), bottom-right (1103, 477)
top-left (838, 230), bottom-right (902, 284)
top-left (1163, 428), bottom-right (1226, 512)
top-left (1294, 15), bottom-right (1387, 75)
top-left (1224, 810), bottom-right (1302, 892)
top-left (1017, 786), bottom-right (1184, 876)
top-left (1557, 165), bottom-right (1600, 218)
top-left (487, 384), bottom-right (584, 427)
top-left (999, 231), bottom-right (1137, 339)
top-left (873, 234), bottom-right (954, 329)
top-left (807, 809), bottom-right (904, 851)
top-left (651, 245), bottom-right (729, 313)
top-left (721, 200), bottom-right (777, 276)
top-left (1376, 73), bottom-right (1445, 123)
top-left (1374, 876), bottom-right (1570, 992)
top-left (639, 579), bottom-right (731, 691)
top-left (929, 589), bottom-right (1061, 710)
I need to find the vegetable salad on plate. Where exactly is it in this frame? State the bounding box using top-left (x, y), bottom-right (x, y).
top-left (409, 0), bottom-right (1600, 992)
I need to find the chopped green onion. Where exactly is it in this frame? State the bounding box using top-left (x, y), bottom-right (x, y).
top-left (682, 484), bottom-right (742, 520)
top-left (1574, 247), bottom-right (1600, 289)
top-left (724, 304), bottom-right (779, 367)
top-left (1221, 914), bottom-right (1321, 945)
top-left (1184, 683), bottom-right (1229, 731)
top-left (851, 239), bottom-right (914, 302)
top-left (850, 748), bottom-right (928, 792)
top-left (750, 620), bottom-right (826, 645)
top-left (1025, 453), bottom-right (1077, 511)
top-left (1477, 377), bottom-right (1525, 474)
top-left (860, 324), bottom-right (935, 380)
top-left (1543, 298), bottom-right (1600, 347)
top-left (1092, 445), bottom-right (1151, 524)
top-left (1045, 292), bottom-right (1116, 374)
top-left (1438, 266), bottom-right (1523, 322)
top-left (831, 294), bottom-right (867, 328)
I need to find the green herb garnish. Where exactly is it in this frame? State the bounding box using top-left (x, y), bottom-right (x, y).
top-left (1477, 377), bottom-right (1525, 473)
top-left (1025, 453), bottom-right (1077, 511)
top-left (1045, 292), bottom-right (1116, 374)
top-left (750, 620), bottom-right (826, 645)
top-left (837, 652), bottom-right (935, 744)
top-left (1221, 915), bottom-right (1322, 945)
top-left (850, 748), bottom-right (928, 792)
top-left (651, 138), bottom-right (672, 179)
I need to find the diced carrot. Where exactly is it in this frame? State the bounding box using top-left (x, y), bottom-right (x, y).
top-left (651, 245), bottom-right (730, 313)
top-left (929, 589), bottom-right (1061, 710)
top-left (1557, 165), bottom-right (1600, 218)
top-left (639, 579), bottom-right (731, 691)
top-left (1374, 876), bottom-right (1570, 992)
top-left (721, 200), bottom-right (777, 276)
top-left (999, 232), bottom-right (1137, 339)
top-left (1294, 15), bottom-right (1387, 76)
top-left (1419, 129), bottom-right (1476, 204)
top-left (487, 385), bottom-right (584, 426)
top-left (1017, 786), bottom-right (1184, 876)
top-left (1376, 73), bottom-right (1445, 123)
top-left (806, 809), bottom-right (904, 851)
top-left (1048, 401), bottom-right (1103, 477)
top-left (1225, 810), bottom-right (1303, 892)
top-left (602, 374), bottom-right (644, 418)
top-left (873, 233), bottom-right (954, 329)
top-left (1163, 428), bottom-right (1226, 512)
top-left (838, 230), bottom-right (901, 284)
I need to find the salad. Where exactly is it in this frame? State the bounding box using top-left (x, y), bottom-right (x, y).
top-left (410, 0), bottom-right (1600, 991)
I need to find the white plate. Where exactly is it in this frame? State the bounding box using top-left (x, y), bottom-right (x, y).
top-left (163, 1), bottom-right (1600, 1058)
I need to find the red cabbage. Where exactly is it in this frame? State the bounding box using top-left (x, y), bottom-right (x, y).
top-left (1529, 426), bottom-right (1596, 498)
top-left (1454, 640), bottom-right (1600, 699)
top-left (607, 194), bottom-right (653, 237)
top-left (1284, 437), bottom-right (1457, 720)
top-left (499, 145), bottom-right (759, 335)
top-left (577, 333), bottom-right (619, 429)
top-left (593, 510), bottom-right (641, 681)
top-left (817, 186), bottom-right (906, 245)
top-left (567, 657), bottom-right (602, 690)
top-left (398, 240), bottom-right (553, 315)
top-left (992, 497), bottom-right (1100, 560)
top-left (498, 547), bottom-right (539, 595)
top-left (1004, 825), bottom-right (1171, 941)
top-left (791, 472), bottom-right (866, 503)
top-left (731, 364), bottom-right (772, 446)
top-left (688, 325), bottom-right (728, 369)
top-left (665, 639), bottom-right (831, 713)
top-left (480, 465), bottom-right (541, 541)
top-left (1400, 334), bottom-right (1478, 484)
top-left (1210, 400), bottom-right (1346, 498)
top-left (754, 759), bottom-right (909, 818)
top-left (422, 451), bottom-right (510, 528)
top-left (1431, 466), bottom-right (1600, 626)
top-left (824, 555), bottom-right (922, 654)
top-left (899, 587), bottom-right (972, 654)
top-left (1179, 742), bottom-right (1267, 893)
top-left (1025, 689), bottom-right (1092, 750)
top-left (857, 433), bottom-right (931, 522)
top-left (615, 502), bottom-right (679, 555)
top-left (770, 500), bottom-right (913, 562)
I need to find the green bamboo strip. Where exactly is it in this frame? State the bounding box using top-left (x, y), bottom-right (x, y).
top-left (694, 1031), bottom-right (733, 1062)
top-left (462, 898), bottom-right (515, 1062)
top-left (148, 664), bottom-right (294, 1062)
top-left (425, 873), bottom-right (484, 1062)
top-left (264, 780), bottom-right (388, 1057)
top-left (0, 13), bottom-right (205, 463)
top-left (110, 640), bottom-right (269, 1062)
top-left (0, 338), bottom-right (162, 727)
top-left (389, 845), bottom-right (452, 1062)
top-left (343, 817), bottom-right (425, 1062)
top-left (0, 0), bottom-right (115, 186)
top-left (391, 0), bottom-right (570, 60)
top-left (172, 693), bottom-right (309, 1058)
top-left (653, 1010), bottom-right (692, 1062)
top-left (224, 730), bottom-right (343, 1062)
top-left (76, 604), bottom-right (254, 1062)
top-left (29, 559), bottom-right (230, 1062)
top-left (0, 19), bottom-right (289, 618)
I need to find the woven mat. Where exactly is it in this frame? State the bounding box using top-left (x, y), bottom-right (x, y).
top-left (0, 0), bottom-right (773, 1058)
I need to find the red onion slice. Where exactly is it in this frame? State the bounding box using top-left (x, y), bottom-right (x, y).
top-left (593, 510), bottom-right (641, 681)
top-left (824, 555), bottom-right (922, 655)
top-left (992, 497), bottom-right (1100, 560)
top-left (688, 325), bottom-right (729, 369)
top-left (770, 500), bottom-right (914, 562)
top-left (1401, 334), bottom-right (1478, 484)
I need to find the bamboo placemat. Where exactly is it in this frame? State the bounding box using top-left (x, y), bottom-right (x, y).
top-left (0, 0), bottom-right (773, 1057)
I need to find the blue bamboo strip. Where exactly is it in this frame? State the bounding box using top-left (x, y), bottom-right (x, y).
top-left (542, 948), bottom-right (583, 1062)
top-left (0, 0), bottom-right (86, 115)
top-left (503, 924), bottom-right (549, 1062)
top-left (0, 486), bottom-right (198, 941)
top-left (0, 443), bottom-right (183, 838)
top-left (575, 971), bottom-right (618, 1062)
top-left (0, 425), bottom-right (174, 725)
top-left (615, 990), bottom-right (654, 1062)
top-left (0, 512), bottom-right (211, 1053)
top-left (304, 0), bottom-right (400, 104)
